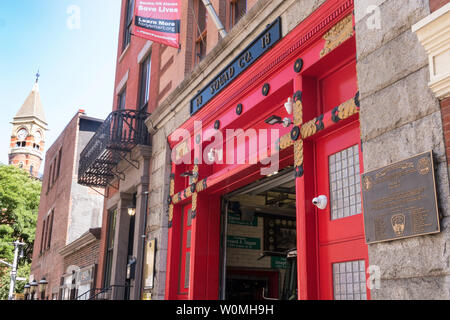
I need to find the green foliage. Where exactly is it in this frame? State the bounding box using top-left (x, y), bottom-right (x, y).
top-left (0, 165), bottom-right (41, 299)
top-left (0, 263), bottom-right (30, 300)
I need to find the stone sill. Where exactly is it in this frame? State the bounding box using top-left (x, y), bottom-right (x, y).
top-left (118, 43), bottom-right (130, 64)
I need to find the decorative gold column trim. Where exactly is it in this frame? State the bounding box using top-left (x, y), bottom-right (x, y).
top-left (320, 14), bottom-right (354, 58)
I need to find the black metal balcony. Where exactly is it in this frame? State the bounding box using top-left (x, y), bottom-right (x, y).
top-left (78, 109), bottom-right (151, 188)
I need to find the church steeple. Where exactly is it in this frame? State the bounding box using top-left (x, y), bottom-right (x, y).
top-left (13, 79), bottom-right (47, 126)
top-left (8, 75), bottom-right (48, 178)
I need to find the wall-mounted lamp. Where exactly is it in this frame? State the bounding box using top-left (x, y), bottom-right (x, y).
top-left (265, 115), bottom-right (293, 128)
top-left (24, 283), bottom-right (30, 300)
top-left (208, 149), bottom-right (216, 163)
top-left (180, 171), bottom-right (195, 178)
top-left (39, 277), bottom-right (48, 300)
top-left (128, 205), bottom-right (136, 217)
top-left (180, 171), bottom-right (199, 180)
top-left (29, 279), bottom-right (38, 300)
top-left (207, 148), bottom-right (223, 163)
top-left (265, 115), bottom-right (283, 125)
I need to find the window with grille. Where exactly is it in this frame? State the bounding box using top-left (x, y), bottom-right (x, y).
top-left (179, 207), bottom-right (192, 294)
top-left (333, 260), bottom-right (367, 300)
top-left (329, 145), bottom-right (362, 220)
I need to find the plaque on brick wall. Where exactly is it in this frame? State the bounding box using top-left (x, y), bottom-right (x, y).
top-left (362, 151), bottom-right (440, 244)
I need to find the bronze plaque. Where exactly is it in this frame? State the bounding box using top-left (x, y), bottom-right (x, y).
top-left (362, 151), bottom-right (440, 244)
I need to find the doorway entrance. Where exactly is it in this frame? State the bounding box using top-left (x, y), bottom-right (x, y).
top-left (220, 121), bottom-right (370, 301)
top-left (315, 122), bottom-right (370, 300)
top-left (222, 167), bottom-right (298, 300)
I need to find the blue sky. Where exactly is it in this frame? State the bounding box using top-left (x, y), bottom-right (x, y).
top-left (0, 0), bottom-right (121, 167)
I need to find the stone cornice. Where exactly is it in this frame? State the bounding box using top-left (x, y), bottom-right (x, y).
top-left (412, 3), bottom-right (450, 100)
top-left (8, 148), bottom-right (43, 160)
top-left (58, 228), bottom-right (101, 258)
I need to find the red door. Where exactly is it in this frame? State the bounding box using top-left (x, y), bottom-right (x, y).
top-left (177, 203), bottom-right (192, 299)
top-left (316, 122), bottom-right (370, 300)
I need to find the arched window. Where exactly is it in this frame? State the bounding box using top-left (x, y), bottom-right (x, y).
top-left (18, 162), bottom-right (24, 168)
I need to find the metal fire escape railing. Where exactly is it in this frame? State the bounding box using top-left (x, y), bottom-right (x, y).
top-left (78, 109), bottom-right (151, 188)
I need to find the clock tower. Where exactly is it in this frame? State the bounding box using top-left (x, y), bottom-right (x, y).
top-left (8, 74), bottom-right (48, 178)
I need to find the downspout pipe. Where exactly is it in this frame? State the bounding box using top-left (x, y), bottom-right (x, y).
top-left (221, 198), bottom-right (229, 300)
top-left (139, 191), bottom-right (149, 300)
top-left (201, 0), bottom-right (227, 38)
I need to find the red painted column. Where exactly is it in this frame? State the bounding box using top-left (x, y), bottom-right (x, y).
top-left (165, 204), bottom-right (182, 300)
top-left (188, 193), bottom-right (208, 300)
top-left (296, 176), bottom-right (309, 300)
top-left (205, 195), bottom-right (221, 299)
top-left (189, 193), bottom-right (221, 299)
top-left (294, 74), bottom-right (309, 300)
top-left (294, 75), bottom-right (320, 300)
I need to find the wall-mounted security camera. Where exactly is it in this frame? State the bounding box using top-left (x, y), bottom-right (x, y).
top-left (312, 195), bottom-right (328, 210)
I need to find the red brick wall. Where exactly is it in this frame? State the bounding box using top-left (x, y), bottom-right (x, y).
top-left (8, 153), bottom-right (42, 177)
top-left (157, 0), bottom-right (261, 105)
top-left (63, 240), bottom-right (101, 271)
top-left (112, 0), bottom-right (263, 117)
top-left (429, 0), bottom-right (449, 12)
top-left (113, 0), bottom-right (160, 114)
top-left (30, 112), bottom-right (80, 297)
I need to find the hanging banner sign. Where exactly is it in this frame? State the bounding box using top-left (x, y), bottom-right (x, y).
top-left (133, 0), bottom-right (181, 48)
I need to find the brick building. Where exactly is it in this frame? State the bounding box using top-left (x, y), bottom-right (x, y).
top-left (58, 228), bottom-right (101, 300)
top-left (76, 0), bottom-right (450, 300)
top-left (30, 111), bottom-right (104, 299)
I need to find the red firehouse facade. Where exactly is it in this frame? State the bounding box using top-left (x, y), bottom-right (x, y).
top-left (162, 0), bottom-right (368, 300)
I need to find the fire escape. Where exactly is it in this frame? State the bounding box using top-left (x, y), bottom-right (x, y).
top-left (78, 109), bottom-right (151, 193)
